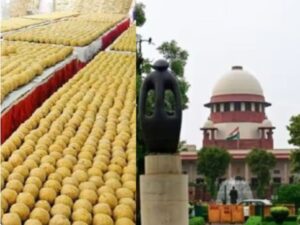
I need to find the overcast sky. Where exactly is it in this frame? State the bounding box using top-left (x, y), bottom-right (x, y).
top-left (138, 0), bottom-right (300, 149)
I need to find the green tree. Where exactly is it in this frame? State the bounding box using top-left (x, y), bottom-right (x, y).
top-left (246, 149), bottom-right (276, 198)
top-left (134, 3), bottom-right (146, 27)
top-left (197, 147), bottom-right (231, 198)
top-left (287, 114), bottom-right (300, 147)
top-left (276, 184), bottom-right (300, 209)
top-left (157, 40), bottom-right (190, 109)
top-left (287, 115), bottom-right (300, 183)
top-left (291, 149), bottom-right (300, 174)
top-left (178, 140), bottom-right (187, 151)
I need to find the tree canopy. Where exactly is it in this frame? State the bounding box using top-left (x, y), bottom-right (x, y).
top-left (277, 184), bottom-right (300, 208)
top-left (197, 147), bottom-right (231, 198)
top-left (246, 148), bottom-right (276, 198)
top-left (157, 40), bottom-right (190, 110)
top-left (287, 114), bottom-right (300, 147)
top-left (134, 3), bottom-right (146, 27)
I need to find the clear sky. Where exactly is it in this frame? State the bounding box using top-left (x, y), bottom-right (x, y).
top-left (138, 0), bottom-right (300, 149)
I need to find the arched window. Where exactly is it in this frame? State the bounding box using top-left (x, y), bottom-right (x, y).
top-left (216, 104), bottom-right (220, 112)
top-left (245, 102), bottom-right (251, 111)
top-left (234, 102), bottom-right (241, 111)
top-left (255, 103), bottom-right (260, 112)
top-left (224, 102), bottom-right (230, 112)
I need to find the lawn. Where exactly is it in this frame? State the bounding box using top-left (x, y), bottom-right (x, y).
top-left (262, 222), bottom-right (297, 225)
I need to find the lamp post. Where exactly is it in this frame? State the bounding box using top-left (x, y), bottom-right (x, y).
top-left (139, 59), bottom-right (188, 225)
top-left (136, 34), bottom-right (152, 75)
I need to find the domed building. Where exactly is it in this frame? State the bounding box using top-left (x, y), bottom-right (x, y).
top-left (181, 66), bottom-right (292, 200)
top-left (201, 65), bottom-right (274, 149)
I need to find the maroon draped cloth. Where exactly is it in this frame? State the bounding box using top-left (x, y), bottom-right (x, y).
top-left (101, 18), bottom-right (130, 49)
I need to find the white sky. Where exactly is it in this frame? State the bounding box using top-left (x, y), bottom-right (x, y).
top-left (138, 0), bottom-right (300, 149)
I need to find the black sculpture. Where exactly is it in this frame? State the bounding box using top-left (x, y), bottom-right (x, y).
top-left (139, 59), bottom-right (182, 154)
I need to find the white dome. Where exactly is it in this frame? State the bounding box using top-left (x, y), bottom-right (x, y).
top-left (212, 66), bottom-right (264, 96)
top-left (262, 119), bottom-right (273, 127)
top-left (203, 119), bottom-right (214, 128)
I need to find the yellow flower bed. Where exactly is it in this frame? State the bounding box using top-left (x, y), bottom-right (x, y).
top-left (1, 18), bottom-right (44, 33)
top-left (1, 51), bottom-right (136, 225)
top-left (111, 25), bottom-right (136, 52)
top-left (1, 41), bottom-right (73, 102)
top-left (24, 11), bottom-right (79, 21)
top-left (4, 20), bottom-right (115, 46)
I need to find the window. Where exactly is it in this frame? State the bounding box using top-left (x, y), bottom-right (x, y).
top-left (273, 177), bottom-right (281, 184)
top-left (251, 178), bottom-right (258, 188)
top-left (255, 103), bottom-right (260, 112)
top-left (224, 103), bottom-right (230, 112)
top-left (245, 102), bottom-right (252, 111)
top-left (273, 170), bottom-right (280, 174)
top-left (234, 102), bottom-right (241, 111)
top-left (216, 104), bottom-right (220, 112)
top-left (196, 178), bottom-right (204, 184)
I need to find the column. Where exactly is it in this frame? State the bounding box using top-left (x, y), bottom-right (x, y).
top-left (283, 161), bottom-right (288, 184)
top-left (245, 163), bottom-right (249, 182)
top-left (141, 155), bottom-right (188, 225)
top-left (220, 103), bottom-right (224, 112)
top-left (241, 102), bottom-right (246, 111)
top-left (251, 102), bottom-right (255, 111)
top-left (211, 129), bottom-right (215, 141)
top-left (230, 102), bottom-right (234, 111)
top-left (228, 163), bottom-right (232, 178)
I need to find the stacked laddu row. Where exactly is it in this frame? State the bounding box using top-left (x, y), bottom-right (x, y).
top-left (111, 25), bottom-right (136, 52)
top-left (0, 18), bottom-right (44, 32)
top-left (74, 13), bottom-right (126, 24)
top-left (0, 51), bottom-right (136, 225)
top-left (70, 0), bottom-right (133, 14)
top-left (1, 41), bottom-right (73, 101)
top-left (4, 20), bottom-right (116, 46)
top-left (23, 12), bottom-right (79, 21)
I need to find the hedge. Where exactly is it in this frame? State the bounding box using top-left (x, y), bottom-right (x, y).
top-left (189, 216), bottom-right (205, 225)
top-left (245, 216), bottom-right (263, 225)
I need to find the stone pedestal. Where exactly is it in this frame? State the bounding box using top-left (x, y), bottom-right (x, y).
top-left (140, 154), bottom-right (188, 225)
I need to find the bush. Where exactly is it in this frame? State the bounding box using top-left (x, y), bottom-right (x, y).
top-left (245, 216), bottom-right (262, 225)
top-left (285, 216), bottom-right (297, 222)
top-left (201, 204), bottom-right (208, 221)
top-left (277, 184), bottom-right (300, 208)
top-left (298, 208), bottom-right (300, 216)
top-left (297, 215), bottom-right (300, 225)
top-left (189, 216), bottom-right (205, 225)
top-left (271, 206), bottom-right (290, 224)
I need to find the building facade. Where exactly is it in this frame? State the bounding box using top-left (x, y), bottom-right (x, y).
top-left (181, 66), bottom-right (292, 191)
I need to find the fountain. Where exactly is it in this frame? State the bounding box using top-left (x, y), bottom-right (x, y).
top-left (216, 177), bottom-right (253, 204)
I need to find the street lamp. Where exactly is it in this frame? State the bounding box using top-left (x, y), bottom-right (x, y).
top-left (136, 34), bottom-right (153, 74)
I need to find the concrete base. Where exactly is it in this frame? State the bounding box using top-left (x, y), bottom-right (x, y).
top-left (145, 154), bottom-right (182, 174)
top-left (140, 155), bottom-right (188, 225)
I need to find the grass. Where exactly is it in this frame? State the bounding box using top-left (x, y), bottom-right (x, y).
top-left (262, 222), bottom-right (297, 225)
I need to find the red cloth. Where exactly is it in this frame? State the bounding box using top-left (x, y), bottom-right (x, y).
top-left (101, 18), bottom-right (130, 50)
top-left (1, 59), bottom-right (78, 143)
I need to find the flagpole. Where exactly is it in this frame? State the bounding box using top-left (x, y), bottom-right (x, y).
top-left (237, 127), bottom-right (240, 149)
